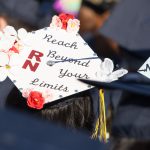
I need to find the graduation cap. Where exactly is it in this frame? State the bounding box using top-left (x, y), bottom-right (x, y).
top-left (79, 71), bottom-right (150, 141)
top-left (87, 0), bottom-right (150, 141)
top-left (100, 0), bottom-right (150, 50)
top-left (0, 13), bottom-right (128, 142)
top-left (0, 14), bottom-right (102, 109)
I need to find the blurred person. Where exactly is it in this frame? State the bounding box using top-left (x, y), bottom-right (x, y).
top-left (100, 0), bottom-right (150, 71)
top-left (79, 1), bottom-right (122, 137)
top-left (98, 0), bottom-right (150, 149)
top-left (79, 0), bottom-right (114, 35)
top-left (0, 0), bottom-right (39, 31)
top-left (0, 13), bottom-right (7, 30)
top-left (79, 0), bottom-right (120, 63)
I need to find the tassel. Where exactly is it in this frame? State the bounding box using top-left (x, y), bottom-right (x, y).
top-left (91, 89), bottom-right (107, 142)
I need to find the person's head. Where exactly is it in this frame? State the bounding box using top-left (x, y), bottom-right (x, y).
top-left (79, 0), bottom-right (116, 33)
top-left (5, 86), bottom-right (95, 133)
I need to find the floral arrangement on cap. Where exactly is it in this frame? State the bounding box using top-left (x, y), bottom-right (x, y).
top-left (50, 13), bottom-right (80, 33)
top-left (22, 88), bottom-right (53, 110)
top-left (0, 13), bottom-right (128, 112)
top-left (0, 26), bottom-right (28, 81)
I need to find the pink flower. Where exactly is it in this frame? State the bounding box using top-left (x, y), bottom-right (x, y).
top-left (49, 13), bottom-right (80, 33)
top-left (42, 89), bottom-right (53, 103)
top-left (22, 88), bottom-right (33, 98)
top-left (50, 15), bottom-right (62, 29)
top-left (67, 19), bottom-right (80, 33)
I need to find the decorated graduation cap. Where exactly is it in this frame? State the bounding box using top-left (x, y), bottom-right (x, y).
top-left (0, 13), bottom-right (127, 142)
top-left (138, 57), bottom-right (150, 80)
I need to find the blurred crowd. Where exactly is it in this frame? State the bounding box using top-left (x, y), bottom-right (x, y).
top-left (0, 0), bottom-right (150, 150)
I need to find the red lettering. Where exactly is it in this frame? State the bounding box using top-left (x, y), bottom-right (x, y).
top-left (22, 50), bottom-right (44, 72)
top-left (22, 60), bottom-right (39, 72)
top-left (28, 50), bottom-right (43, 62)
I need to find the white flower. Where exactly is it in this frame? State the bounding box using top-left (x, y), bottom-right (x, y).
top-left (0, 52), bottom-right (20, 82)
top-left (18, 28), bottom-right (28, 39)
top-left (0, 30), bottom-right (16, 53)
top-left (3, 26), bottom-right (17, 36)
top-left (50, 15), bottom-right (62, 29)
top-left (67, 19), bottom-right (80, 33)
top-left (0, 52), bottom-right (10, 81)
top-left (95, 58), bottom-right (128, 82)
top-left (0, 67), bottom-right (8, 82)
top-left (0, 26), bottom-right (28, 53)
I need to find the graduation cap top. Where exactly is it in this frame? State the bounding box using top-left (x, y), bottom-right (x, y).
top-left (0, 13), bottom-right (127, 110)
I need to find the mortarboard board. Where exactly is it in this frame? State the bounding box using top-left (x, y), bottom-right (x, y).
top-left (100, 0), bottom-right (150, 51)
top-left (78, 73), bottom-right (150, 96)
top-left (0, 13), bottom-right (128, 142)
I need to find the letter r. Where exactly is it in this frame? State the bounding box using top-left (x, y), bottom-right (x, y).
top-left (28, 50), bottom-right (43, 62)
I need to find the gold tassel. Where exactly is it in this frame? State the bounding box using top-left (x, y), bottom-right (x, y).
top-left (91, 89), bottom-right (107, 142)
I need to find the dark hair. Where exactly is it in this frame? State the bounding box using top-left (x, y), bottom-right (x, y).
top-left (82, 1), bottom-right (116, 15)
top-left (5, 86), bottom-right (95, 133)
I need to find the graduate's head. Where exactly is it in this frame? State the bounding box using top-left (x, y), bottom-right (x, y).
top-left (79, 0), bottom-right (116, 33)
top-left (6, 86), bottom-right (95, 133)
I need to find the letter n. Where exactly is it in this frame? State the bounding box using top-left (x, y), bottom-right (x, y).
top-left (22, 60), bottom-right (39, 72)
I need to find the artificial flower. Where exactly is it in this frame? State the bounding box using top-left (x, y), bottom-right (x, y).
top-left (49, 13), bottom-right (80, 33)
top-left (3, 26), bottom-right (17, 36)
top-left (22, 88), bottom-right (33, 98)
top-left (27, 91), bottom-right (45, 110)
top-left (0, 52), bottom-right (21, 81)
top-left (50, 15), bottom-right (62, 29)
top-left (0, 52), bottom-right (10, 81)
top-left (17, 28), bottom-right (28, 40)
top-left (0, 67), bottom-right (8, 82)
top-left (67, 19), bottom-right (80, 33)
top-left (59, 13), bottom-right (74, 29)
top-left (42, 89), bottom-right (53, 103)
top-left (22, 89), bottom-right (53, 109)
top-left (0, 26), bottom-right (28, 54)
top-left (95, 58), bottom-right (128, 82)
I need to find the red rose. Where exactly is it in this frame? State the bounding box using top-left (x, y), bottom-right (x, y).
top-left (27, 91), bottom-right (45, 110)
top-left (59, 13), bottom-right (74, 30)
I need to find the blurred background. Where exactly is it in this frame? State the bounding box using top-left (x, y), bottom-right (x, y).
top-left (0, 0), bottom-right (150, 149)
